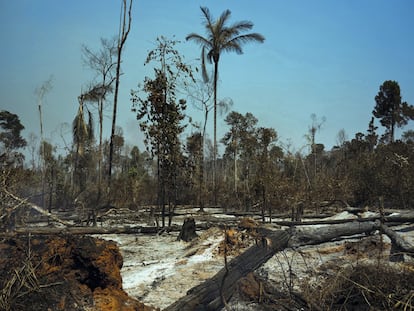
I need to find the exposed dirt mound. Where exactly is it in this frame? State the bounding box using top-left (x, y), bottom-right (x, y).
top-left (0, 234), bottom-right (157, 311)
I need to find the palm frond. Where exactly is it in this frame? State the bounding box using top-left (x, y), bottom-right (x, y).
top-left (186, 33), bottom-right (211, 48)
top-left (87, 109), bottom-right (94, 142)
top-left (200, 6), bottom-right (214, 32)
top-left (232, 33), bottom-right (265, 44)
top-left (229, 21), bottom-right (254, 34)
top-left (218, 97), bottom-right (233, 116)
top-left (221, 41), bottom-right (243, 55)
top-left (206, 49), bottom-right (215, 64)
top-left (201, 46), bottom-right (210, 83)
top-left (72, 114), bottom-right (81, 145)
top-left (216, 9), bottom-right (231, 32)
top-left (224, 33), bottom-right (265, 54)
top-left (72, 100), bottom-right (95, 155)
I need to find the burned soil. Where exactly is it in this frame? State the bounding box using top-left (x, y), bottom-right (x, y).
top-left (0, 234), bottom-right (157, 311)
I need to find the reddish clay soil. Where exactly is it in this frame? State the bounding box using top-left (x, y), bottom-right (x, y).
top-left (0, 234), bottom-right (158, 311)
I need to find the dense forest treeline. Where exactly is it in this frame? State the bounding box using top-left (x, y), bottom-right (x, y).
top-left (1, 80), bottom-right (414, 226)
top-left (1, 5), bottom-right (414, 229)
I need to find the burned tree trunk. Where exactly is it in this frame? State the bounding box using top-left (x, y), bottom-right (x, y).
top-left (165, 221), bottom-right (389, 311)
top-left (378, 223), bottom-right (414, 260)
top-left (164, 230), bottom-right (290, 311)
top-left (289, 221), bottom-right (378, 246)
top-left (3, 190), bottom-right (72, 227)
top-left (274, 211), bottom-right (414, 227)
top-left (5, 226), bottom-right (161, 236)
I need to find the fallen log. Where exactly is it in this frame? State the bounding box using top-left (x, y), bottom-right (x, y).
top-left (1, 225), bottom-right (182, 236)
top-left (165, 221), bottom-right (391, 310)
top-left (378, 223), bottom-right (414, 259)
top-left (288, 221), bottom-right (378, 246)
top-left (384, 211), bottom-right (414, 223)
top-left (164, 229), bottom-right (290, 311)
top-left (4, 189), bottom-right (72, 226)
top-left (2, 223), bottom-right (215, 237)
top-left (273, 212), bottom-right (414, 227)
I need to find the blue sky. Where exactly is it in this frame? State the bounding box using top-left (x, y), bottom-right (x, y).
top-left (1, 0), bottom-right (414, 155)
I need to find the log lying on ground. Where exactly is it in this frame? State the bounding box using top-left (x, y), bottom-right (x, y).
top-left (289, 221), bottom-right (378, 246)
top-left (274, 211), bottom-right (414, 227)
top-left (378, 223), bottom-right (414, 259)
top-left (4, 189), bottom-right (72, 226)
top-left (165, 221), bottom-right (392, 311)
top-left (0, 225), bottom-right (182, 236)
top-left (164, 229), bottom-right (290, 311)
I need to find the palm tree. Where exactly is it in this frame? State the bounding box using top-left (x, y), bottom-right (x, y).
top-left (73, 97), bottom-right (94, 158)
top-left (186, 6), bottom-right (265, 204)
top-left (72, 97), bottom-right (94, 192)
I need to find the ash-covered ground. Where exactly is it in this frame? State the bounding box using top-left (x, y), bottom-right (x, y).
top-left (95, 209), bottom-right (414, 310)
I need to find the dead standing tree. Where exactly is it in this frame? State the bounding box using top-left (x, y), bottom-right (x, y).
top-left (82, 37), bottom-right (117, 204)
top-left (108, 0), bottom-right (132, 189)
top-left (35, 77), bottom-right (53, 210)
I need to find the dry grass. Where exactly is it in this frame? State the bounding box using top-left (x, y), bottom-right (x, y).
top-left (301, 262), bottom-right (414, 310)
top-left (0, 242), bottom-right (39, 311)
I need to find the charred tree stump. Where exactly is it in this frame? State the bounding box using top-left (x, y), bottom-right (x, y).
top-left (291, 202), bottom-right (304, 222)
top-left (177, 217), bottom-right (198, 242)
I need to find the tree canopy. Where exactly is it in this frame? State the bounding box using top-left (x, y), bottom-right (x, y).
top-left (373, 80), bottom-right (414, 143)
top-left (0, 110), bottom-right (27, 153)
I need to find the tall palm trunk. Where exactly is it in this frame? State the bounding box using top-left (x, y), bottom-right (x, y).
top-left (97, 97), bottom-right (103, 202)
top-left (197, 106), bottom-right (209, 212)
top-left (213, 60), bottom-right (219, 205)
top-left (186, 7), bottom-right (265, 205)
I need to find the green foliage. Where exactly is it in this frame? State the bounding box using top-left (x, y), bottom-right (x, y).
top-left (0, 110), bottom-right (27, 191)
top-left (373, 80), bottom-right (414, 143)
top-left (187, 7), bottom-right (265, 204)
top-left (186, 7), bottom-right (265, 66)
top-left (0, 110), bottom-right (27, 153)
top-left (222, 111), bottom-right (258, 197)
top-left (402, 129), bottom-right (414, 144)
top-left (131, 36), bottom-right (194, 226)
top-left (185, 132), bottom-right (204, 207)
top-left (221, 111), bottom-right (284, 212)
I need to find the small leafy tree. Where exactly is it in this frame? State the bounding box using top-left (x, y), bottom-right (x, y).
top-left (0, 111), bottom-right (27, 230)
top-left (186, 132), bottom-right (204, 210)
top-left (221, 111), bottom-right (258, 210)
top-left (366, 117), bottom-right (378, 152)
top-left (131, 36), bottom-right (194, 227)
top-left (255, 127), bottom-right (277, 222)
top-left (0, 111), bottom-right (27, 157)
